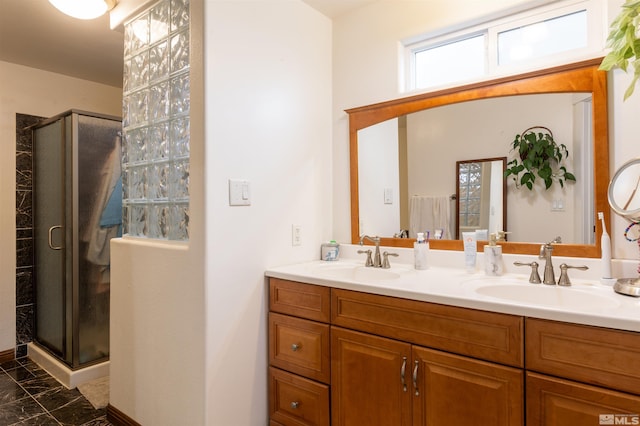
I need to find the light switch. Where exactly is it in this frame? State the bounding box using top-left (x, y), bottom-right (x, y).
top-left (229, 179), bottom-right (251, 206)
top-left (384, 187), bottom-right (393, 204)
top-left (551, 199), bottom-right (565, 212)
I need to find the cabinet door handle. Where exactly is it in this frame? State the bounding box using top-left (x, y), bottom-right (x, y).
top-left (412, 360), bottom-right (419, 396)
top-left (290, 401), bottom-right (300, 409)
top-left (291, 343), bottom-right (301, 352)
top-left (400, 356), bottom-right (407, 392)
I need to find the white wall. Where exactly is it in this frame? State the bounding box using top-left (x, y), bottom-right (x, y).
top-left (0, 60), bottom-right (121, 353)
top-left (204, 2), bottom-right (331, 424)
top-left (332, 0), bottom-right (640, 261)
top-left (358, 118), bottom-right (400, 236)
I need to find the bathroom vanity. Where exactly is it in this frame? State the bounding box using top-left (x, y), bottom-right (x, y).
top-left (266, 255), bottom-right (640, 426)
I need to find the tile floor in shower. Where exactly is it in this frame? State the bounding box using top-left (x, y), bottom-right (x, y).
top-left (0, 357), bottom-right (112, 425)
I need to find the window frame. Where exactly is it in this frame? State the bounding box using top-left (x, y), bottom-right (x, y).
top-left (403, 0), bottom-right (605, 93)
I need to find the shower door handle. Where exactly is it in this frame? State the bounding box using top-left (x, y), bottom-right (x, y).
top-left (48, 225), bottom-right (64, 250)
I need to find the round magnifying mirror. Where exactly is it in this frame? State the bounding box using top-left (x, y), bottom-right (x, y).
top-left (608, 157), bottom-right (640, 222)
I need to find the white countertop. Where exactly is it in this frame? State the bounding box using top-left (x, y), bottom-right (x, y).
top-left (265, 245), bottom-right (640, 333)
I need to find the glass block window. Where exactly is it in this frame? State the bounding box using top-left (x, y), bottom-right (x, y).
top-left (458, 163), bottom-right (482, 228)
top-left (122, 0), bottom-right (190, 240)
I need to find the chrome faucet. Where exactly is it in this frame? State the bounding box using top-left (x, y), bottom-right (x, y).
top-left (539, 238), bottom-right (561, 285)
top-left (359, 235), bottom-right (382, 267)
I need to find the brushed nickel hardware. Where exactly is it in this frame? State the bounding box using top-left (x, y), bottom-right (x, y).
top-left (382, 251), bottom-right (399, 269)
top-left (291, 343), bottom-right (301, 352)
top-left (539, 238), bottom-right (561, 285)
top-left (401, 357), bottom-right (407, 392)
top-left (290, 401), bottom-right (299, 409)
top-left (48, 225), bottom-right (64, 250)
top-left (513, 261), bottom-right (541, 284)
top-left (557, 263), bottom-right (589, 286)
top-left (412, 360), bottom-right (419, 396)
top-left (359, 235), bottom-right (382, 267)
top-left (357, 249), bottom-right (373, 267)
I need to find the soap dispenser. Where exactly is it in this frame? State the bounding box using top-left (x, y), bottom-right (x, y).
top-left (484, 233), bottom-right (504, 276)
top-left (414, 232), bottom-right (429, 270)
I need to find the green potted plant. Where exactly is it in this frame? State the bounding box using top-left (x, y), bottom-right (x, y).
top-left (504, 126), bottom-right (576, 190)
top-left (599, 0), bottom-right (640, 100)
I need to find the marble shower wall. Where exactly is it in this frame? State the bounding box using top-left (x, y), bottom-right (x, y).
top-left (15, 113), bottom-right (43, 357)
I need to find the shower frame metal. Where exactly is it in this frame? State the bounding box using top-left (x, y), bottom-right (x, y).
top-left (32, 110), bottom-right (121, 370)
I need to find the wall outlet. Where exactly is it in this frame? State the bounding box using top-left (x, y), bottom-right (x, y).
top-left (292, 225), bottom-right (301, 246)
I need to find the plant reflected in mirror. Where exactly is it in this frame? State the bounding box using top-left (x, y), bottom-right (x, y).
top-left (505, 126), bottom-right (576, 190)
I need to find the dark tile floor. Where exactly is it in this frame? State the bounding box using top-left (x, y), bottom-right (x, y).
top-left (0, 357), bottom-right (112, 426)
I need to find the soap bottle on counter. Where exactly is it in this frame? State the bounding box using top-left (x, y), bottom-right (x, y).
top-left (414, 232), bottom-right (429, 270)
top-left (484, 233), bottom-right (504, 276)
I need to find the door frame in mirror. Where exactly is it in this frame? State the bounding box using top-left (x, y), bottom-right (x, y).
top-left (455, 157), bottom-right (507, 240)
top-left (346, 58), bottom-right (609, 257)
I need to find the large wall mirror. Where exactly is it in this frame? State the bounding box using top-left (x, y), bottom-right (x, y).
top-left (347, 58), bottom-right (609, 257)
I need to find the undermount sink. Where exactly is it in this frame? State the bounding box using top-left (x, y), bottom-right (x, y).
top-left (316, 264), bottom-right (401, 281)
top-left (475, 283), bottom-right (621, 310)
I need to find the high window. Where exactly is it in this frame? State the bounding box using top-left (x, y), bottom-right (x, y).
top-left (405, 0), bottom-right (604, 92)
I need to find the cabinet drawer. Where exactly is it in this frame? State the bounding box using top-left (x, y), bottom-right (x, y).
top-left (332, 288), bottom-right (523, 367)
top-left (526, 372), bottom-right (640, 426)
top-left (526, 318), bottom-right (640, 395)
top-left (270, 279), bottom-right (330, 322)
top-left (269, 313), bottom-right (330, 384)
top-left (269, 367), bottom-right (330, 426)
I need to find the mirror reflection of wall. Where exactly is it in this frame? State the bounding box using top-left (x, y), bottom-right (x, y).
top-left (357, 92), bottom-right (594, 244)
top-left (357, 117), bottom-right (400, 237)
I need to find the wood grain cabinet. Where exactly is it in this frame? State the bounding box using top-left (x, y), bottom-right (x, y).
top-left (525, 318), bottom-right (640, 426)
top-left (268, 278), bottom-right (640, 426)
top-left (269, 279), bottom-right (331, 426)
top-left (331, 326), bottom-right (523, 426)
top-left (330, 290), bottom-right (524, 426)
top-left (413, 346), bottom-right (523, 426)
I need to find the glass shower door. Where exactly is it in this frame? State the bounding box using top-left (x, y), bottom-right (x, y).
top-left (33, 118), bottom-right (67, 358)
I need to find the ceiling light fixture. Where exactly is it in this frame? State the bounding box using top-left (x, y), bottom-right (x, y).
top-left (48, 0), bottom-right (117, 20)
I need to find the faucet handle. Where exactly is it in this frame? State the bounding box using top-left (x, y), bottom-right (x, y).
top-left (358, 249), bottom-right (374, 267)
top-left (514, 261), bottom-right (542, 284)
top-left (557, 263), bottom-right (589, 286)
top-left (382, 251), bottom-right (399, 269)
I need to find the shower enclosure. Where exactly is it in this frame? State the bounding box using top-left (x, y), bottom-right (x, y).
top-left (33, 110), bottom-right (121, 369)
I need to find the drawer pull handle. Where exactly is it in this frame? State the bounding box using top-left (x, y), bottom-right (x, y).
top-left (290, 401), bottom-right (300, 409)
top-left (400, 357), bottom-right (407, 392)
top-left (412, 360), bottom-right (419, 396)
top-left (291, 343), bottom-right (301, 352)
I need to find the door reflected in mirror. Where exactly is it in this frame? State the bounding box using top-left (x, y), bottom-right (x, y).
top-left (456, 158), bottom-right (506, 240)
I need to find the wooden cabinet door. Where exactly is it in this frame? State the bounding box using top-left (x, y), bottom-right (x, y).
top-left (527, 372), bottom-right (640, 426)
top-left (331, 326), bottom-right (412, 426)
top-left (412, 346), bottom-right (524, 426)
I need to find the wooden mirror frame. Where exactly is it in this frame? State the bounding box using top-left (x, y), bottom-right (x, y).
top-left (347, 58), bottom-right (609, 257)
